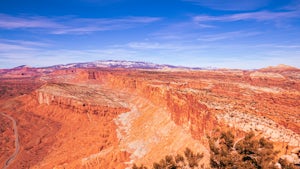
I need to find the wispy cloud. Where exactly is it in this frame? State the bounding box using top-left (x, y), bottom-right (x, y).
top-left (127, 42), bottom-right (172, 49)
top-left (0, 14), bottom-right (162, 34)
top-left (124, 41), bottom-right (208, 50)
top-left (252, 44), bottom-right (300, 49)
top-left (193, 10), bottom-right (299, 22)
top-left (0, 37), bottom-right (51, 51)
top-left (0, 41), bottom-right (299, 69)
top-left (0, 38), bottom-right (51, 53)
top-left (0, 43), bottom-right (36, 51)
top-left (197, 31), bottom-right (260, 42)
top-left (0, 39), bottom-right (49, 47)
top-left (0, 48), bottom-right (139, 68)
top-left (0, 14), bottom-right (62, 29)
top-left (51, 16), bottom-right (162, 34)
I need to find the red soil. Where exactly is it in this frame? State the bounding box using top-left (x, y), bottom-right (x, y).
top-left (0, 66), bottom-right (299, 168)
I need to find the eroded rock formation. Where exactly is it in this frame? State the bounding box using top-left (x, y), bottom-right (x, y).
top-left (0, 65), bottom-right (299, 168)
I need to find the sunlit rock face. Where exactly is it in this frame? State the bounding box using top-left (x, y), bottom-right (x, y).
top-left (0, 63), bottom-right (299, 168)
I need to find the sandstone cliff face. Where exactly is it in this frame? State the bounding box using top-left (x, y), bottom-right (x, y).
top-left (0, 82), bottom-right (131, 169)
top-left (114, 92), bottom-right (210, 167)
top-left (36, 73), bottom-right (212, 167)
top-left (31, 83), bottom-right (131, 169)
top-left (92, 69), bottom-right (300, 147)
top-left (36, 83), bottom-right (127, 115)
top-left (99, 72), bottom-right (217, 141)
top-left (1, 67), bottom-right (299, 168)
top-left (32, 82), bottom-right (211, 168)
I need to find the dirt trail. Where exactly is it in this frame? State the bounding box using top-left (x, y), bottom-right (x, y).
top-left (1, 112), bottom-right (20, 169)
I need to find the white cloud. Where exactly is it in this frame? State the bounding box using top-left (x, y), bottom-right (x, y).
top-left (0, 39), bottom-right (49, 47)
top-left (0, 14), bottom-right (162, 34)
top-left (197, 31), bottom-right (260, 42)
top-left (51, 16), bottom-right (162, 34)
top-left (0, 43), bottom-right (37, 51)
top-left (193, 10), bottom-right (299, 22)
top-left (125, 41), bottom-right (208, 51)
top-left (0, 14), bottom-right (63, 29)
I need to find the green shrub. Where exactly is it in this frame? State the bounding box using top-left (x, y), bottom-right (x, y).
top-left (133, 148), bottom-right (204, 169)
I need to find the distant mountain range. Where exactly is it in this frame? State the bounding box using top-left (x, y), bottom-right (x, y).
top-left (5, 60), bottom-right (298, 71)
top-left (43, 60), bottom-right (209, 70)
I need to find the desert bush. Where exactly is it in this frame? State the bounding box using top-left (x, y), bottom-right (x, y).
top-left (132, 163), bottom-right (148, 169)
top-left (133, 147), bottom-right (204, 169)
top-left (209, 130), bottom-right (291, 169)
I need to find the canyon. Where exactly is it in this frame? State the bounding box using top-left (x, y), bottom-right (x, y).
top-left (0, 62), bottom-right (299, 168)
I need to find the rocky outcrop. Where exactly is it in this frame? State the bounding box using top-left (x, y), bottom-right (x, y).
top-left (0, 82), bottom-right (131, 169)
top-left (91, 69), bottom-right (300, 146)
top-left (36, 83), bottom-right (129, 115)
top-left (216, 111), bottom-right (300, 146)
top-left (250, 71), bottom-right (285, 80)
top-left (113, 92), bottom-right (210, 168)
top-left (100, 72), bottom-right (217, 140)
top-left (1, 66), bottom-right (299, 168)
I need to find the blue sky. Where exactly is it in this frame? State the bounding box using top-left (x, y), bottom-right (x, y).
top-left (0, 0), bottom-right (299, 69)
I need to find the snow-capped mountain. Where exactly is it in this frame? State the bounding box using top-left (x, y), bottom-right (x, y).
top-left (46, 60), bottom-right (203, 70)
